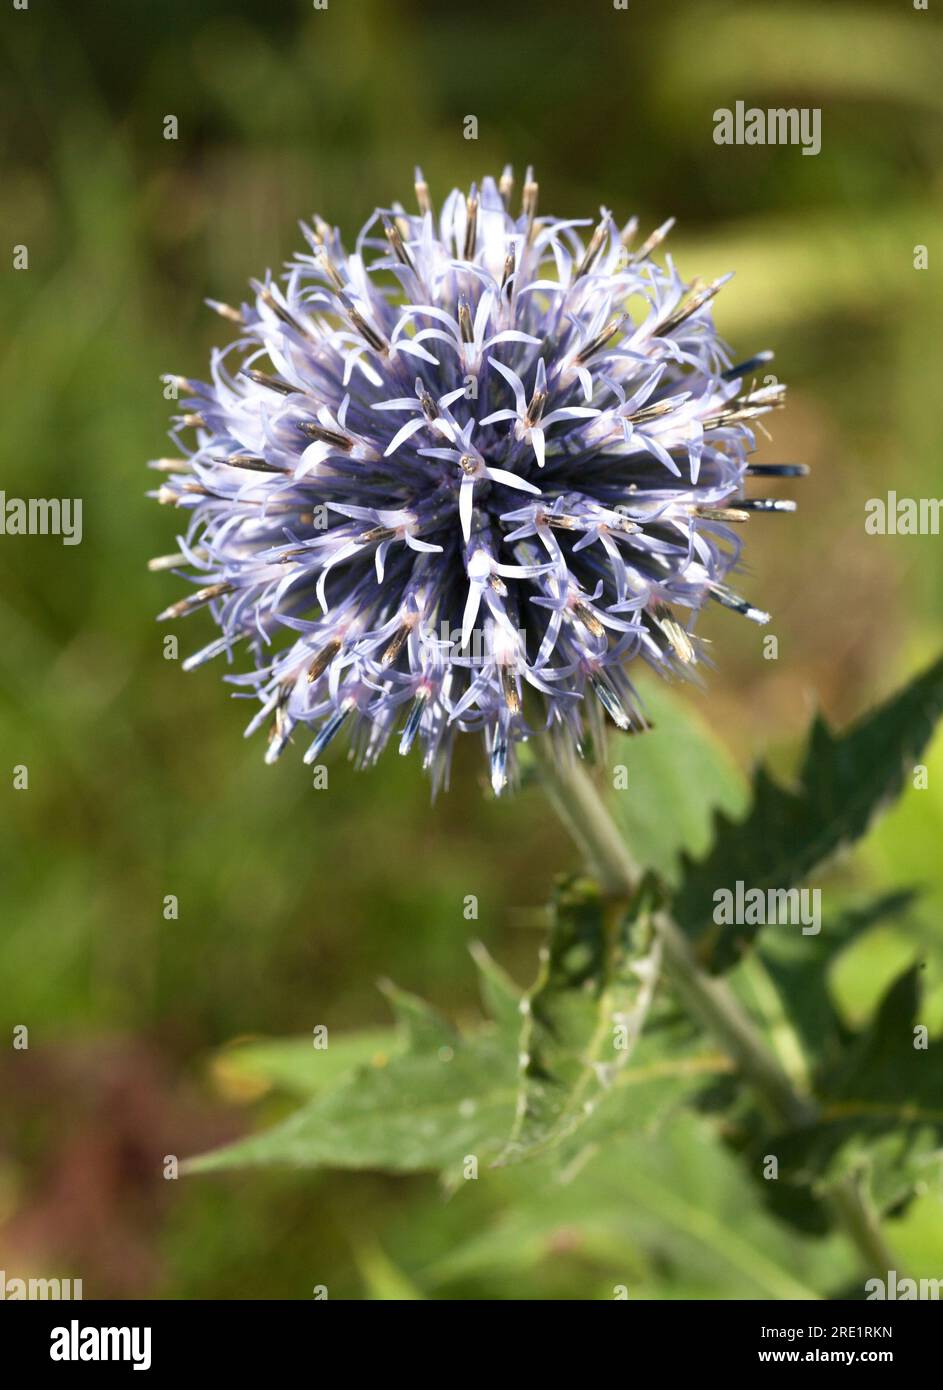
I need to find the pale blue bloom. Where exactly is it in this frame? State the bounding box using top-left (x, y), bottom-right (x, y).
top-left (151, 168), bottom-right (792, 794)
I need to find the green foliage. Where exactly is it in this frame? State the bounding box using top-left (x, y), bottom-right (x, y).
top-left (499, 877), bottom-right (699, 1165)
top-left (187, 955), bottom-right (520, 1183)
top-left (608, 680), bottom-right (749, 884)
top-left (421, 1112), bottom-right (852, 1301)
top-left (190, 656), bottom-right (943, 1281)
top-left (5, 0), bottom-right (943, 1300)
top-left (212, 1028), bottom-right (403, 1100)
top-left (758, 891), bottom-right (917, 1066)
top-left (191, 886), bottom-right (721, 1185)
top-left (759, 966), bottom-right (943, 1226)
top-left (674, 654), bottom-right (943, 971)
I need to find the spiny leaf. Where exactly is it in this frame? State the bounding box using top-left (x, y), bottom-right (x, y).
top-left (497, 876), bottom-right (679, 1165)
top-left (748, 965), bottom-right (942, 1230)
top-left (468, 939), bottom-right (523, 1038)
top-left (186, 1035), bottom-right (518, 1179)
top-left (819, 965), bottom-right (939, 1120)
top-left (186, 972), bottom-right (518, 1181)
top-left (376, 978), bottom-right (457, 1050)
top-left (674, 653), bottom-right (943, 971)
top-left (758, 889), bottom-right (919, 1065)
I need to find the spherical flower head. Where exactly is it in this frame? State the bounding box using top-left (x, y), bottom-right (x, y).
top-left (151, 166), bottom-right (795, 796)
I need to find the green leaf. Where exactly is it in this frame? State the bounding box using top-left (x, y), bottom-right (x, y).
top-left (186, 970), bottom-right (520, 1181)
top-left (376, 978), bottom-right (458, 1051)
top-left (748, 965), bottom-right (942, 1230)
top-left (210, 1028), bottom-right (402, 1100)
top-left (758, 890), bottom-right (918, 1065)
top-left (467, 939), bottom-right (523, 1039)
top-left (187, 898), bottom-right (704, 1183)
top-left (608, 677), bottom-right (749, 883)
top-left (421, 1113), bottom-right (849, 1300)
top-left (187, 1030), bottom-right (518, 1180)
top-left (498, 876), bottom-right (697, 1165)
top-left (674, 654), bottom-right (943, 971)
top-left (819, 966), bottom-right (940, 1130)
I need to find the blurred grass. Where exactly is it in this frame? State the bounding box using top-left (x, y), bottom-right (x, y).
top-left (1, 0), bottom-right (942, 1298)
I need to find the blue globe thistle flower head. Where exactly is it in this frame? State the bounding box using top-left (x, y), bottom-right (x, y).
top-left (151, 167), bottom-right (797, 796)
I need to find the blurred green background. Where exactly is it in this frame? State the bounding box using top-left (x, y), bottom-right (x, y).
top-left (1, 0), bottom-right (942, 1298)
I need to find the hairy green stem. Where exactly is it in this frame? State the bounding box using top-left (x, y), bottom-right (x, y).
top-left (532, 739), bottom-right (812, 1124)
top-left (532, 737), bottom-right (899, 1283)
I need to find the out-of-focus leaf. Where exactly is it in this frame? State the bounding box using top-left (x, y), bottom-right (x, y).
top-left (352, 1239), bottom-right (425, 1301)
top-left (750, 966), bottom-right (943, 1230)
top-left (758, 890), bottom-right (919, 1065)
top-left (421, 1113), bottom-right (844, 1301)
top-left (468, 939), bottom-right (522, 1039)
top-left (819, 966), bottom-right (941, 1143)
top-left (376, 979), bottom-right (457, 1051)
top-left (608, 677), bottom-right (748, 883)
top-left (674, 655), bottom-right (943, 970)
top-left (210, 1028), bottom-right (403, 1101)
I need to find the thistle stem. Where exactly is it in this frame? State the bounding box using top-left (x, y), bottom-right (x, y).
top-left (532, 739), bottom-right (812, 1125)
top-left (532, 736), bottom-right (899, 1281)
top-left (828, 1172), bottom-right (900, 1278)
